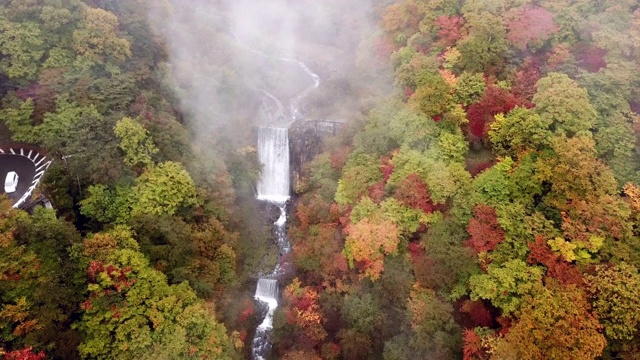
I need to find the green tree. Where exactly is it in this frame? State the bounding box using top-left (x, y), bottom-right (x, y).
top-left (114, 117), bottom-right (159, 169)
top-left (452, 71), bottom-right (486, 106)
top-left (388, 148), bottom-right (471, 204)
top-left (407, 285), bottom-right (461, 359)
top-left (489, 107), bottom-right (552, 157)
top-left (535, 136), bottom-right (618, 210)
top-left (72, 6), bottom-right (131, 65)
top-left (80, 184), bottom-right (132, 224)
top-left (532, 73), bottom-right (597, 137)
top-left (342, 293), bottom-right (383, 336)
top-left (39, 96), bottom-right (103, 151)
top-left (76, 248), bottom-right (235, 360)
top-left (0, 16), bottom-right (44, 80)
top-left (0, 97), bottom-right (38, 143)
top-left (131, 161), bottom-right (197, 217)
top-left (12, 208), bottom-right (84, 359)
top-left (436, 130), bottom-right (468, 163)
top-left (457, 13), bottom-right (509, 73)
top-left (585, 263), bottom-right (640, 341)
top-left (469, 259), bottom-right (543, 315)
top-left (389, 107), bottom-right (440, 151)
top-left (335, 153), bottom-right (382, 206)
top-left (408, 72), bottom-right (452, 117)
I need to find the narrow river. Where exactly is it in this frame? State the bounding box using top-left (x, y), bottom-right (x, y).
top-left (232, 33), bottom-right (321, 359)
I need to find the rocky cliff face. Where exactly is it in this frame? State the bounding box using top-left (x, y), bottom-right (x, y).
top-left (288, 120), bottom-right (342, 193)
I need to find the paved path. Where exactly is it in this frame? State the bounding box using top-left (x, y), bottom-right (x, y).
top-left (0, 147), bottom-right (51, 208)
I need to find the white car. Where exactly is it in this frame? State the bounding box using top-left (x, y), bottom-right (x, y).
top-left (4, 171), bottom-right (18, 193)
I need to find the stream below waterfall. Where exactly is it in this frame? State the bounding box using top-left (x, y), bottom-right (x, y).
top-left (235, 33), bottom-right (321, 360)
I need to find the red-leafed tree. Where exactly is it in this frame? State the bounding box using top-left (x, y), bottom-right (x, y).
top-left (435, 15), bottom-right (465, 48)
top-left (506, 6), bottom-right (559, 51)
top-left (409, 241), bottom-right (437, 288)
top-left (393, 174), bottom-right (435, 213)
top-left (461, 300), bottom-right (493, 327)
top-left (573, 43), bottom-right (607, 73)
top-left (330, 146), bottom-right (352, 171)
top-left (464, 205), bottom-right (505, 253)
top-left (375, 38), bottom-right (395, 63)
top-left (510, 56), bottom-right (542, 102)
top-left (467, 86), bottom-right (519, 138)
top-left (291, 224), bottom-right (347, 284)
top-left (3, 348), bottom-right (46, 360)
top-left (296, 195), bottom-right (335, 231)
top-left (527, 236), bottom-right (583, 286)
top-left (367, 181), bottom-right (386, 204)
top-left (467, 160), bottom-right (496, 177)
top-left (380, 156), bottom-right (394, 183)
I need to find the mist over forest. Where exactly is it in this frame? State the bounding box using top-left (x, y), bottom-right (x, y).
top-left (1, 0), bottom-right (640, 359)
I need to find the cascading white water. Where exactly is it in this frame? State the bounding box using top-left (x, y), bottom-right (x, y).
top-left (257, 127), bottom-right (290, 203)
top-left (253, 128), bottom-right (292, 360)
top-left (254, 278), bottom-right (278, 339)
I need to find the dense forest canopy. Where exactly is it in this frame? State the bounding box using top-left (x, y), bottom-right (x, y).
top-left (1, 0), bottom-right (640, 359)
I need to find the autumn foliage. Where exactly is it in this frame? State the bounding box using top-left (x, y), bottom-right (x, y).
top-left (3, 348), bottom-right (46, 360)
top-left (282, 279), bottom-right (327, 347)
top-left (393, 174), bottom-right (435, 213)
top-left (467, 86), bottom-right (519, 138)
top-left (465, 205), bottom-right (505, 253)
top-left (344, 218), bottom-right (400, 280)
top-left (460, 300), bottom-right (492, 327)
top-left (435, 15), bottom-right (465, 48)
top-left (462, 329), bottom-right (488, 360)
top-left (506, 6), bottom-right (559, 51)
top-left (527, 236), bottom-right (584, 286)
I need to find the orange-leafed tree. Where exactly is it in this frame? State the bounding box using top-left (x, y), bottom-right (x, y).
top-left (492, 284), bottom-right (606, 360)
top-left (343, 218), bottom-right (400, 280)
top-left (282, 278), bottom-right (327, 348)
top-left (281, 350), bottom-right (322, 360)
top-left (462, 328), bottom-right (489, 360)
top-left (291, 224), bottom-right (347, 285)
top-left (0, 201), bottom-right (46, 350)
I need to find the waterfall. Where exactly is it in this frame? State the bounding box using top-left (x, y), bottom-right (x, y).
top-left (255, 278), bottom-right (278, 300)
top-left (253, 127), bottom-right (291, 360)
top-left (256, 127), bottom-right (290, 203)
top-left (252, 279), bottom-right (277, 359)
top-left (254, 278), bottom-right (279, 339)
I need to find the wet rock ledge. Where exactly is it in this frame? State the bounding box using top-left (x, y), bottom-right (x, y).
top-left (289, 119), bottom-right (343, 191)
